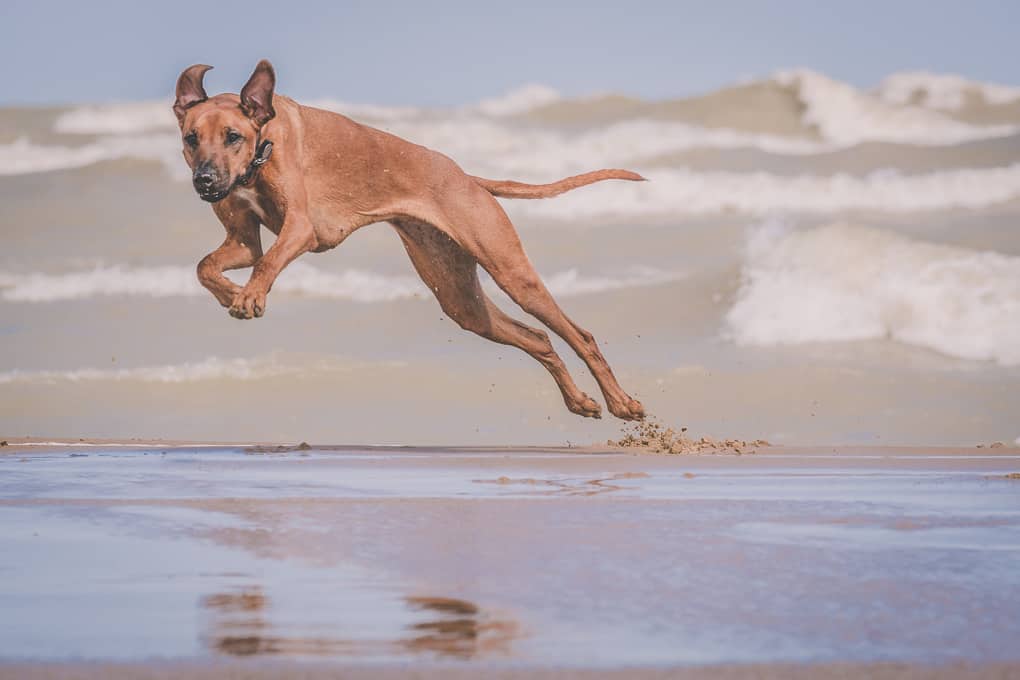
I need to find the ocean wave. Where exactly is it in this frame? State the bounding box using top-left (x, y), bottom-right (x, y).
top-left (0, 355), bottom-right (402, 385)
top-left (531, 266), bottom-right (681, 296)
top-left (385, 117), bottom-right (825, 177)
top-left (46, 85), bottom-right (561, 136)
top-left (473, 84), bottom-right (561, 116)
top-left (9, 116), bottom-right (826, 180)
top-left (53, 101), bottom-right (176, 135)
top-left (0, 262), bottom-right (680, 303)
top-left (0, 262), bottom-right (424, 303)
top-left (509, 164), bottom-right (1020, 220)
top-left (725, 222), bottom-right (1020, 365)
top-left (13, 69), bottom-right (1015, 181)
top-left (877, 72), bottom-right (1020, 112)
top-left (5, 128), bottom-right (1020, 218)
top-left (774, 69), bottom-right (1017, 146)
top-left (0, 134), bottom-right (186, 179)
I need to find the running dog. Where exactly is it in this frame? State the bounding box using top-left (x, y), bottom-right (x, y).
top-left (174, 60), bottom-right (645, 420)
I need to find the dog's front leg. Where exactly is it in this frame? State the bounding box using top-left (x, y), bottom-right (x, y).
top-left (198, 212), bottom-right (263, 308)
top-left (229, 215), bottom-right (316, 319)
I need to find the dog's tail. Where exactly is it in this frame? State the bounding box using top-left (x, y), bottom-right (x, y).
top-left (470, 169), bottom-right (646, 199)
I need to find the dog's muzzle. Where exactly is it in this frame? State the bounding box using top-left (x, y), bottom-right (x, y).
top-left (191, 141), bottom-right (273, 203)
top-left (192, 165), bottom-right (230, 202)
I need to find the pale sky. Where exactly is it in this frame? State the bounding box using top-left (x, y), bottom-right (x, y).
top-left (4, 0), bottom-right (1020, 106)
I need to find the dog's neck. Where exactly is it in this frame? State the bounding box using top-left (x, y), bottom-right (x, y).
top-left (235, 136), bottom-right (274, 188)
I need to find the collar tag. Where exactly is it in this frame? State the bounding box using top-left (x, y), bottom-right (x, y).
top-left (236, 139), bottom-right (273, 187)
top-left (252, 140), bottom-right (273, 166)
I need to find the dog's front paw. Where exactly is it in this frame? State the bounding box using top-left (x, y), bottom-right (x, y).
top-left (229, 287), bottom-right (267, 320)
top-left (214, 284), bottom-right (242, 309)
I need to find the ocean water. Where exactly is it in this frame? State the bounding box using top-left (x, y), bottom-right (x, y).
top-left (1, 69), bottom-right (1018, 445)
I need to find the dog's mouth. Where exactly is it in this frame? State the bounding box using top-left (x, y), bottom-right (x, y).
top-left (197, 186), bottom-right (231, 203)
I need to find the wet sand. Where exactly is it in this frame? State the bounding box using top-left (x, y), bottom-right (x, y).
top-left (1, 443), bottom-right (1019, 678)
top-left (3, 661), bottom-right (1020, 680)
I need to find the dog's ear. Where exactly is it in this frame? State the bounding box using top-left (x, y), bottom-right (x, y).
top-left (173, 64), bottom-right (213, 124)
top-left (240, 60), bottom-right (276, 126)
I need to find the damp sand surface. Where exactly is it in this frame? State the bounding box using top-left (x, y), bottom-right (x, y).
top-left (1, 443), bottom-right (1020, 678)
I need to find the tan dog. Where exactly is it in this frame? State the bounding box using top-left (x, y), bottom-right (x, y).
top-left (174, 60), bottom-right (645, 421)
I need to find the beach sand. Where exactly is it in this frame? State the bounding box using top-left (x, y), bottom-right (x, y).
top-left (2, 441), bottom-right (1019, 677)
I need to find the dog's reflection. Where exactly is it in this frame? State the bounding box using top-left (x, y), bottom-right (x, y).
top-left (202, 587), bottom-right (517, 659)
top-left (404, 596), bottom-right (517, 658)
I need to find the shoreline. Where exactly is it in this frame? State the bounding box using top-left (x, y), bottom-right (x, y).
top-left (2, 435), bottom-right (1019, 457)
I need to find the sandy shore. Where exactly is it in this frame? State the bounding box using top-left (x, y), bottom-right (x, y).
top-left (3, 433), bottom-right (1018, 454)
top-left (1, 441), bottom-right (1019, 676)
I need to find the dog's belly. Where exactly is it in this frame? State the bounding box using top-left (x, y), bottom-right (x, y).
top-left (307, 203), bottom-right (383, 251)
top-left (233, 185), bottom-right (384, 252)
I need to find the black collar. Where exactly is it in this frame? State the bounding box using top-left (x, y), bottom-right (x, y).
top-left (236, 136), bottom-right (273, 187)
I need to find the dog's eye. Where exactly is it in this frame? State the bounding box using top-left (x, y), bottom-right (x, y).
top-left (226, 131), bottom-right (243, 145)
top-left (184, 132), bottom-right (198, 149)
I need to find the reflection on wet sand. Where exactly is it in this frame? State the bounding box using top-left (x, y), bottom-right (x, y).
top-left (202, 588), bottom-right (518, 660)
top-left (405, 597), bottom-right (518, 658)
top-left (473, 471), bottom-right (651, 496)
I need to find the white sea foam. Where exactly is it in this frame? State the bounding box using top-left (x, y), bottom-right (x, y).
top-left (0, 262), bottom-right (680, 303)
top-left (725, 223), bottom-right (1020, 365)
top-left (385, 117), bottom-right (826, 177)
top-left (15, 110), bottom-right (829, 180)
top-left (473, 84), bottom-right (561, 116)
top-left (877, 72), bottom-right (1020, 111)
top-left (307, 99), bottom-right (423, 122)
top-left (0, 262), bottom-right (424, 303)
top-left (54, 101), bottom-right (176, 134)
top-left (48, 86), bottom-right (560, 136)
top-left (0, 355), bottom-right (402, 385)
top-left (0, 134), bottom-right (185, 178)
top-left (19, 70), bottom-right (1018, 181)
top-left (774, 69), bottom-right (1017, 146)
top-left (509, 164), bottom-right (1020, 220)
top-left (540, 267), bottom-right (681, 296)
top-left (6, 124), bottom-right (1020, 219)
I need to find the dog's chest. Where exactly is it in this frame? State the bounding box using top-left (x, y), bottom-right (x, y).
top-left (233, 188), bottom-right (269, 225)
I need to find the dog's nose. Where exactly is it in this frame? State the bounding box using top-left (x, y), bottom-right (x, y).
top-left (193, 171), bottom-right (216, 190)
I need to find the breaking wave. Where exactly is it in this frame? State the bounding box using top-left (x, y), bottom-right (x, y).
top-left (53, 101), bottom-right (176, 135)
top-left (474, 84), bottom-right (562, 116)
top-left (509, 164), bottom-right (1020, 220)
top-left (775, 69), bottom-right (1016, 146)
top-left (0, 262), bottom-right (681, 303)
top-left (0, 134), bottom-right (187, 179)
top-left (0, 354), bottom-right (403, 385)
top-left (725, 222), bottom-right (1020, 365)
top-left (877, 71), bottom-right (1020, 111)
top-left (9, 69), bottom-right (1017, 181)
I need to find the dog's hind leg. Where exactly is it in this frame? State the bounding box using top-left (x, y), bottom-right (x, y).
top-left (443, 190), bottom-right (645, 421)
top-left (393, 219), bottom-right (602, 419)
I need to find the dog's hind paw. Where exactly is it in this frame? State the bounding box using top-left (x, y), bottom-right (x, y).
top-left (567, 395), bottom-right (602, 419)
top-left (608, 397), bottom-right (645, 422)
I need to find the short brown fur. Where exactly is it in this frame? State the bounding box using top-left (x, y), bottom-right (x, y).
top-left (175, 60), bottom-right (645, 420)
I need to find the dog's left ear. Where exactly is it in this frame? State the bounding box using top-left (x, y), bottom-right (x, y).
top-left (174, 64), bottom-right (213, 123)
top-left (240, 60), bottom-right (276, 126)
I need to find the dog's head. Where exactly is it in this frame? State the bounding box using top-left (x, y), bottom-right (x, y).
top-left (173, 60), bottom-right (276, 202)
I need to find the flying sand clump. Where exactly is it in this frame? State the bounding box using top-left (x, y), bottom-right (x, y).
top-left (609, 417), bottom-right (770, 455)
